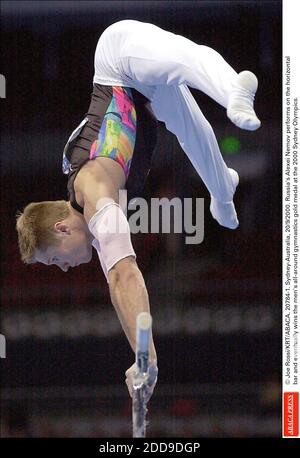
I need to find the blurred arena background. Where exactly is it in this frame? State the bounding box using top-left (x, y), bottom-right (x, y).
top-left (0, 1), bottom-right (281, 437)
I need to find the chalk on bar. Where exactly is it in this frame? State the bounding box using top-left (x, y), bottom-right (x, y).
top-left (137, 312), bottom-right (152, 331)
top-left (136, 312), bottom-right (152, 371)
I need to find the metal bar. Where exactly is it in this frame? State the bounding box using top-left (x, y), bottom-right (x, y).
top-left (132, 312), bottom-right (152, 438)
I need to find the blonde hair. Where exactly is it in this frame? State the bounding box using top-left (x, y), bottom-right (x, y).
top-left (16, 200), bottom-right (70, 264)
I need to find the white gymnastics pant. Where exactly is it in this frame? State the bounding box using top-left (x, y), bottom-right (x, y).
top-left (93, 20), bottom-right (239, 202)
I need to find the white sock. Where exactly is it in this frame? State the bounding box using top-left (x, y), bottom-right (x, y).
top-left (227, 71), bottom-right (261, 131)
top-left (210, 168), bottom-right (239, 230)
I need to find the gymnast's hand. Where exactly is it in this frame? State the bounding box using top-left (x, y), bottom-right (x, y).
top-left (125, 361), bottom-right (158, 403)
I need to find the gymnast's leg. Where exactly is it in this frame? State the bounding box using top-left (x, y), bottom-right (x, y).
top-left (151, 84), bottom-right (239, 229)
top-left (115, 20), bottom-right (260, 131)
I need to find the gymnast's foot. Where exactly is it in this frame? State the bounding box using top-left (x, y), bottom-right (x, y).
top-left (227, 71), bottom-right (261, 131)
top-left (210, 168), bottom-right (239, 230)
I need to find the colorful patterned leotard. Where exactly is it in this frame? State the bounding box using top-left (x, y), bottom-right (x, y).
top-left (89, 87), bottom-right (136, 179)
top-left (62, 84), bottom-right (158, 214)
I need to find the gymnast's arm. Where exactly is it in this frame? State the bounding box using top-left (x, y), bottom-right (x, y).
top-left (77, 165), bottom-right (158, 376)
top-left (108, 259), bottom-right (158, 399)
top-left (108, 257), bottom-right (157, 364)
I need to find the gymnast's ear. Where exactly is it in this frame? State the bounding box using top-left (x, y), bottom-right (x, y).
top-left (54, 222), bottom-right (72, 235)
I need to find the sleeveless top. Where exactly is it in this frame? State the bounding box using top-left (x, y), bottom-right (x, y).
top-left (62, 84), bottom-right (158, 214)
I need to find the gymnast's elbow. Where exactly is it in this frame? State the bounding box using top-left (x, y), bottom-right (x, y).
top-left (108, 256), bottom-right (145, 292)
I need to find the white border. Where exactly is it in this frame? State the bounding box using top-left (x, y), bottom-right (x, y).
top-left (282, 0), bottom-right (300, 439)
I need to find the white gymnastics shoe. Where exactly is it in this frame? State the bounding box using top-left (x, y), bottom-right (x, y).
top-left (210, 168), bottom-right (239, 230)
top-left (227, 71), bottom-right (261, 131)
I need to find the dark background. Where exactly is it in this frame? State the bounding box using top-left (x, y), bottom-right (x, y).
top-left (0, 1), bottom-right (281, 437)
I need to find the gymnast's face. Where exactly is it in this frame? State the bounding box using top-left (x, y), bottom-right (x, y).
top-left (35, 223), bottom-right (93, 272)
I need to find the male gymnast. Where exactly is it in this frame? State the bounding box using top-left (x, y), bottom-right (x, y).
top-left (16, 20), bottom-right (261, 401)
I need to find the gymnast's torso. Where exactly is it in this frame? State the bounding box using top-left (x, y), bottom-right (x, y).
top-left (62, 83), bottom-right (158, 214)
